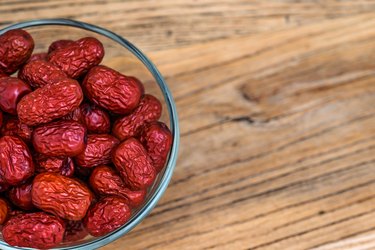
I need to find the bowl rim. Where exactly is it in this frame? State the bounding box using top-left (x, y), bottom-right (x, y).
top-left (0, 19), bottom-right (179, 250)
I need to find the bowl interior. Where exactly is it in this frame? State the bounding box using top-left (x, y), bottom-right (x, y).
top-left (0, 20), bottom-right (179, 250)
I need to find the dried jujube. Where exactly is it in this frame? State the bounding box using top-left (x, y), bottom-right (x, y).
top-left (84, 196), bottom-right (131, 237)
top-left (2, 212), bottom-right (65, 249)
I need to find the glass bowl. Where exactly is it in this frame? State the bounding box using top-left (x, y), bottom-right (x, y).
top-left (0, 19), bottom-right (179, 250)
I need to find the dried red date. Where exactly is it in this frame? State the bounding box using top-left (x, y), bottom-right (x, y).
top-left (140, 121), bottom-right (172, 172)
top-left (112, 138), bottom-right (156, 190)
top-left (32, 173), bottom-right (93, 220)
top-left (112, 94), bottom-right (162, 141)
top-left (80, 103), bottom-right (111, 134)
top-left (0, 29), bottom-right (34, 74)
top-left (1, 117), bottom-right (33, 142)
top-left (2, 212), bottom-right (65, 249)
top-left (0, 110), bottom-right (2, 128)
top-left (84, 196), bottom-right (131, 237)
top-left (8, 180), bottom-right (34, 210)
top-left (0, 198), bottom-right (9, 224)
top-left (32, 120), bottom-right (87, 157)
top-left (48, 37), bottom-right (104, 78)
top-left (18, 60), bottom-right (67, 88)
top-left (90, 165), bottom-right (146, 207)
top-left (0, 77), bottom-right (31, 115)
top-left (0, 136), bottom-right (34, 185)
top-left (35, 154), bottom-right (75, 177)
top-left (48, 39), bottom-right (75, 54)
top-left (28, 52), bottom-right (48, 62)
top-left (35, 153), bottom-right (64, 172)
top-left (74, 134), bottom-right (119, 167)
top-left (17, 78), bottom-right (83, 126)
top-left (82, 65), bottom-right (143, 114)
top-left (64, 220), bottom-right (88, 242)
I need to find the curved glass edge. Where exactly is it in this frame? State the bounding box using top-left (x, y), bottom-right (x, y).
top-left (0, 19), bottom-right (180, 250)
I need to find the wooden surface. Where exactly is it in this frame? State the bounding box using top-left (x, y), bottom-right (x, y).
top-left (2, 1), bottom-right (375, 249)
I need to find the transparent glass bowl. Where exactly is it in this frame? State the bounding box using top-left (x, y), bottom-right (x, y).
top-left (0, 19), bottom-right (179, 250)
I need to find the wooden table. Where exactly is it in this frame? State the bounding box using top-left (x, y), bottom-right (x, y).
top-left (2, 1), bottom-right (375, 249)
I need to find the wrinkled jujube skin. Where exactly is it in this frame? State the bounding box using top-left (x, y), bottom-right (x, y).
top-left (17, 78), bottom-right (83, 126)
top-left (28, 52), bottom-right (48, 62)
top-left (32, 120), bottom-right (87, 157)
top-left (0, 77), bottom-right (32, 115)
top-left (48, 39), bottom-right (75, 54)
top-left (80, 103), bottom-right (111, 134)
top-left (64, 220), bottom-right (88, 242)
top-left (112, 94), bottom-right (162, 141)
top-left (32, 173), bottom-right (93, 220)
top-left (2, 212), bottom-right (65, 249)
top-left (84, 196), bottom-right (131, 237)
top-left (0, 136), bottom-right (34, 185)
top-left (112, 138), bottom-right (156, 190)
top-left (0, 29), bottom-right (34, 74)
top-left (18, 59), bottom-right (67, 89)
top-left (35, 154), bottom-right (75, 177)
top-left (48, 37), bottom-right (104, 78)
top-left (82, 65), bottom-right (143, 114)
top-left (140, 121), bottom-right (172, 172)
top-left (8, 180), bottom-right (34, 210)
top-left (74, 134), bottom-right (119, 168)
top-left (0, 110), bottom-right (2, 128)
top-left (0, 198), bottom-right (9, 224)
top-left (1, 116), bottom-right (33, 142)
top-left (35, 153), bottom-right (65, 173)
top-left (90, 165), bottom-right (146, 207)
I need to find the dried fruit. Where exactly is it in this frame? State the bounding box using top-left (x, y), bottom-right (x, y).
top-left (32, 173), bottom-right (93, 220)
top-left (64, 220), bottom-right (88, 242)
top-left (17, 78), bottom-right (83, 126)
top-left (8, 180), bottom-right (34, 210)
top-left (18, 59), bottom-right (67, 88)
top-left (112, 138), bottom-right (156, 190)
top-left (28, 52), bottom-right (48, 62)
top-left (0, 198), bottom-right (9, 224)
top-left (90, 165), bottom-right (146, 207)
top-left (80, 103), bottom-right (111, 134)
top-left (84, 196), bottom-right (131, 237)
top-left (112, 94), bottom-right (162, 141)
top-left (0, 29), bottom-right (34, 74)
top-left (0, 110), bottom-right (2, 128)
top-left (0, 77), bottom-right (31, 115)
top-left (48, 39), bottom-right (74, 54)
top-left (1, 117), bottom-right (33, 142)
top-left (74, 134), bottom-right (119, 167)
top-left (140, 121), bottom-right (172, 172)
top-left (2, 212), bottom-right (65, 249)
top-left (82, 65), bottom-right (142, 114)
top-left (32, 120), bottom-right (87, 157)
top-left (0, 135), bottom-right (34, 185)
top-left (48, 37), bottom-right (104, 78)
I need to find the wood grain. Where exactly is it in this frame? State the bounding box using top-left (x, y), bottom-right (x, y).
top-left (1, 1), bottom-right (375, 249)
